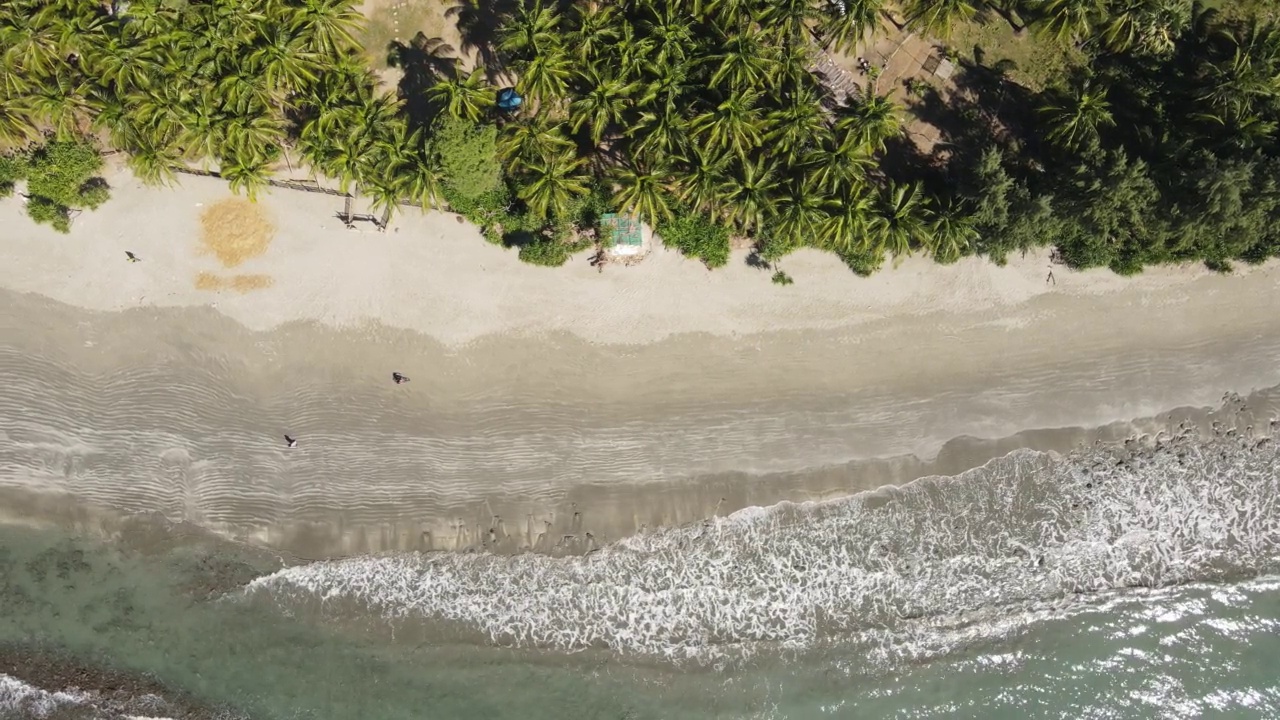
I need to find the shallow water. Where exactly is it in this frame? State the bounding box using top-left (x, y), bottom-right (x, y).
top-left (3, 425), bottom-right (1279, 719)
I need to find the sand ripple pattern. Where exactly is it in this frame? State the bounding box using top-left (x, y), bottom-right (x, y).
top-left (244, 432), bottom-right (1280, 663)
top-left (0, 345), bottom-right (942, 550)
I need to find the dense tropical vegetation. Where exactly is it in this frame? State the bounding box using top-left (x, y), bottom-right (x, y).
top-left (0, 139), bottom-right (110, 231)
top-left (2, 0), bottom-right (1278, 274)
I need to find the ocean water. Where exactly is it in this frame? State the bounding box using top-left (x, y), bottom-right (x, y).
top-left (2, 428), bottom-right (1279, 719)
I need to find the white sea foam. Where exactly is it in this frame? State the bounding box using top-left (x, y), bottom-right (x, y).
top-left (0, 674), bottom-right (91, 718)
top-left (243, 433), bottom-right (1280, 664)
top-left (0, 674), bottom-right (182, 720)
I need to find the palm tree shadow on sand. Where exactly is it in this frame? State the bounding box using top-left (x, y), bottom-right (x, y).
top-left (445, 0), bottom-right (517, 80)
top-left (387, 33), bottom-right (460, 128)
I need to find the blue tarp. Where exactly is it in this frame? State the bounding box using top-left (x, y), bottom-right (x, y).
top-left (497, 88), bottom-right (523, 110)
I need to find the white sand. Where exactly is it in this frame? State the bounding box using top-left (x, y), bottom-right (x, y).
top-left (2, 169), bottom-right (1280, 556)
top-left (0, 167), bottom-right (1257, 347)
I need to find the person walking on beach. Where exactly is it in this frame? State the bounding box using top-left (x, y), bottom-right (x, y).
top-left (1046, 268), bottom-right (1055, 285)
top-left (284, 435), bottom-right (298, 448)
top-left (125, 251), bottom-right (141, 262)
top-left (392, 372), bottom-right (410, 384)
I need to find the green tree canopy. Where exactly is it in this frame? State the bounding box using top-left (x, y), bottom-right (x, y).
top-left (432, 116), bottom-right (504, 204)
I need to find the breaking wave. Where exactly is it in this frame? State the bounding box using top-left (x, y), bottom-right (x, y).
top-left (0, 673), bottom-right (178, 720)
top-left (242, 427), bottom-right (1280, 665)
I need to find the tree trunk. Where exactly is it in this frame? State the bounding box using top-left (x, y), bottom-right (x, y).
top-left (991, 5), bottom-right (1026, 34)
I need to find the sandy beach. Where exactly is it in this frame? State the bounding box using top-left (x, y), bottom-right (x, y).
top-left (2, 167), bottom-right (1279, 557)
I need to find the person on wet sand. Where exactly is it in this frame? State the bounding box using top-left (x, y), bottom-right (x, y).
top-left (284, 435), bottom-right (298, 448)
top-left (125, 251), bottom-right (141, 263)
top-left (392, 372), bottom-right (410, 384)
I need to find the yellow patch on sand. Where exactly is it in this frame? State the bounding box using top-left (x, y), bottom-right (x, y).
top-left (194, 272), bottom-right (274, 293)
top-left (199, 199), bottom-right (275, 268)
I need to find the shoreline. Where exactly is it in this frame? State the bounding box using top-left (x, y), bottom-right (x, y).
top-left (3, 167), bottom-right (1275, 347)
top-left (2, 171), bottom-right (1280, 557)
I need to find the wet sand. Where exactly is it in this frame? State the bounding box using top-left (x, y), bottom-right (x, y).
top-left (2, 170), bottom-right (1279, 557)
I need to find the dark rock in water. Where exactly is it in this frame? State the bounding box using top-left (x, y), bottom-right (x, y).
top-left (0, 643), bottom-right (249, 720)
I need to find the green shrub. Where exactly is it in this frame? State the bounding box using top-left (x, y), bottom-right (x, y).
top-left (518, 238), bottom-right (573, 266)
top-left (657, 210), bottom-right (731, 268)
top-left (26, 196), bottom-right (72, 233)
top-left (79, 177), bottom-right (111, 209)
top-left (431, 117), bottom-right (504, 204)
top-left (839, 247), bottom-right (885, 276)
top-left (514, 217), bottom-right (594, 267)
top-left (14, 139), bottom-right (109, 232)
top-left (0, 152), bottom-right (29, 197)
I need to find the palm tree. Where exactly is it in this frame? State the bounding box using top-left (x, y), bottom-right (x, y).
top-left (803, 134), bottom-right (873, 194)
top-left (83, 25), bottom-right (160, 94)
top-left (26, 73), bottom-right (97, 140)
top-left (869, 181), bottom-right (932, 258)
top-left (636, 59), bottom-right (690, 116)
top-left (569, 3), bottom-right (620, 63)
top-left (612, 160), bottom-right (676, 226)
top-left (1039, 78), bottom-right (1115, 150)
top-left (819, 184), bottom-right (875, 252)
top-left (771, 181), bottom-right (831, 252)
top-left (766, 88), bottom-right (831, 165)
top-left (1031, 0), bottom-right (1108, 46)
top-left (924, 202), bottom-right (979, 263)
top-left (612, 22), bottom-right (658, 84)
top-left (1100, 0), bottom-right (1191, 55)
top-left (287, 0), bottom-right (362, 56)
top-left (429, 65), bottom-right (493, 122)
top-left (640, 3), bottom-right (694, 67)
top-left (690, 90), bottom-right (766, 161)
top-left (775, 43), bottom-right (819, 96)
top-left (1197, 23), bottom-right (1280, 126)
top-left (817, 0), bottom-right (887, 56)
top-left (631, 105), bottom-right (690, 162)
top-left (708, 28), bottom-right (779, 91)
top-left (364, 170), bottom-right (405, 227)
top-left (247, 22), bottom-right (322, 95)
top-left (835, 92), bottom-right (902, 152)
top-left (719, 156), bottom-right (780, 233)
top-left (518, 44), bottom-right (573, 106)
top-left (570, 70), bottom-right (634, 146)
top-left (0, 97), bottom-right (34, 148)
top-left (902, 0), bottom-right (981, 39)
top-left (702, 0), bottom-right (754, 28)
top-left (1, 4), bottom-right (64, 84)
top-left (500, 0), bottom-right (562, 64)
top-left (222, 112), bottom-right (287, 163)
top-left (115, 0), bottom-right (181, 37)
top-left (518, 149), bottom-right (589, 219)
top-left (217, 68), bottom-right (274, 118)
top-left (500, 114), bottom-right (574, 172)
top-left (126, 135), bottom-right (184, 186)
top-left (380, 121), bottom-right (444, 210)
top-left (677, 144), bottom-right (730, 216)
top-left (221, 146), bottom-right (276, 201)
top-left (761, 0), bottom-right (820, 47)
top-left (324, 93), bottom-right (401, 192)
top-left (178, 100), bottom-right (230, 165)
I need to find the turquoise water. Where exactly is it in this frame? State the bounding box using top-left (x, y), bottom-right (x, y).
top-left (2, 432), bottom-right (1279, 719)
